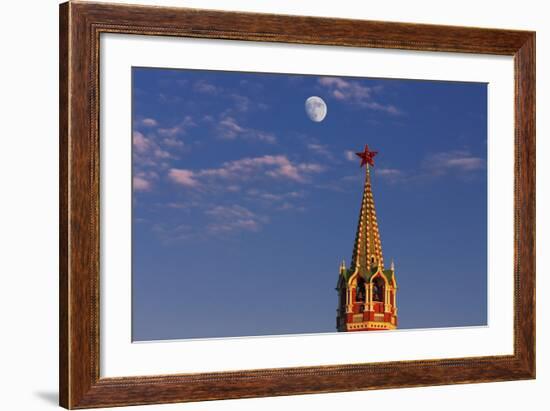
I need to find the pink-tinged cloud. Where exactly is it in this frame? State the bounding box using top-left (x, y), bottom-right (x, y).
top-left (133, 176), bottom-right (151, 191)
top-left (444, 157), bottom-right (484, 170)
top-left (133, 131), bottom-right (150, 153)
top-left (154, 148), bottom-right (171, 159)
top-left (168, 169), bottom-right (199, 187)
top-left (133, 130), bottom-right (175, 171)
top-left (169, 155), bottom-right (323, 188)
top-left (332, 89), bottom-right (346, 100)
top-left (133, 170), bottom-right (159, 191)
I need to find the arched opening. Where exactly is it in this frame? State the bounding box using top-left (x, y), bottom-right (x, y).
top-left (355, 277), bottom-right (366, 303)
top-left (372, 276), bottom-right (385, 302)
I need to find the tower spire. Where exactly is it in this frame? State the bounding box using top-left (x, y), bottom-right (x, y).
top-left (336, 144), bottom-right (398, 332)
top-left (339, 259), bottom-right (346, 275)
top-left (350, 145), bottom-right (384, 275)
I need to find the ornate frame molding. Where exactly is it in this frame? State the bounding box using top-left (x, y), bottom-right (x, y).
top-left (59, 2), bottom-right (535, 408)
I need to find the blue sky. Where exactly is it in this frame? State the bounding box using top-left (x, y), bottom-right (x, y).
top-left (132, 67), bottom-right (487, 341)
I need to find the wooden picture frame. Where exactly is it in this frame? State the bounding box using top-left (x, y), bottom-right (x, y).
top-left (59, 1), bottom-right (535, 408)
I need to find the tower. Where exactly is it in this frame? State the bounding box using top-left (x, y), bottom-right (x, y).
top-left (336, 145), bottom-right (398, 331)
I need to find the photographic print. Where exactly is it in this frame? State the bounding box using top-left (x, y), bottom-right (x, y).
top-left (59, 6), bottom-right (535, 406)
top-left (131, 68), bottom-right (487, 341)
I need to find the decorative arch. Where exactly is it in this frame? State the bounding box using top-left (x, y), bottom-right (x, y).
top-left (355, 276), bottom-right (366, 302)
top-left (371, 274), bottom-right (386, 303)
top-left (347, 269), bottom-right (359, 286)
top-left (347, 270), bottom-right (359, 293)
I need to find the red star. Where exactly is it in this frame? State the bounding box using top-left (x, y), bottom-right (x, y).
top-left (355, 144), bottom-right (378, 167)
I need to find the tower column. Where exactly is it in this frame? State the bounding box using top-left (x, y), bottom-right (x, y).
top-left (368, 282), bottom-right (374, 311)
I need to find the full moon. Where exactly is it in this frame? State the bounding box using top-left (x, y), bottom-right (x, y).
top-left (305, 96), bottom-right (327, 122)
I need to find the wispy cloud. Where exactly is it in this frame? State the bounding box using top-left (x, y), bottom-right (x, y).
top-left (205, 205), bottom-right (268, 234)
top-left (157, 115), bottom-right (196, 138)
top-left (132, 116), bottom-right (197, 175)
top-left (277, 202), bottom-right (306, 212)
top-left (167, 169), bottom-right (199, 187)
top-left (168, 155), bottom-right (324, 189)
top-left (239, 79), bottom-right (265, 92)
top-left (217, 116), bottom-right (245, 139)
top-left (158, 93), bottom-right (182, 104)
top-left (424, 150), bottom-right (485, 175)
top-left (245, 189), bottom-right (306, 211)
top-left (375, 168), bottom-right (404, 183)
top-left (374, 149), bottom-right (485, 184)
top-left (217, 116), bottom-right (276, 143)
top-left (133, 131), bottom-right (172, 168)
top-left (247, 189), bottom-right (304, 202)
top-left (157, 126), bottom-right (183, 138)
top-left (307, 143), bottom-right (335, 161)
top-left (319, 77), bottom-right (373, 101)
top-left (139, 118), bottom-right (158, 127)
top-left (224, 94), bottom-right (267, 114)
top-left (152, 223), bottom-right (194, 242)
top-left (191, 81), bottom-right (268, 114)
top-left (133, 170), bottom-right (158, 192)
top-left (208, 219), bottom-right (261, 234)
top-left (133, 131), bottom-right (150, 153)
top-left (206, 204), bottom-right (256, 219)
top-left (344, 150), bottom-right (356, 162)
top-left (232, 94), bottom-right (252, 112)
top-left (133, 175), bottom-right (151, 191)
top-left (149, 202), bottom-right (270, 242)
top-left (193, 80), bottom-right (219, 94)
top-left (132, 131), bottom-right (162, 191)
top-left (177, 76), bottom-right (270, 115)
top-left (376, 168), bottom-right (403, 177)
top-left (318, 77), bottom-right (401, 115)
